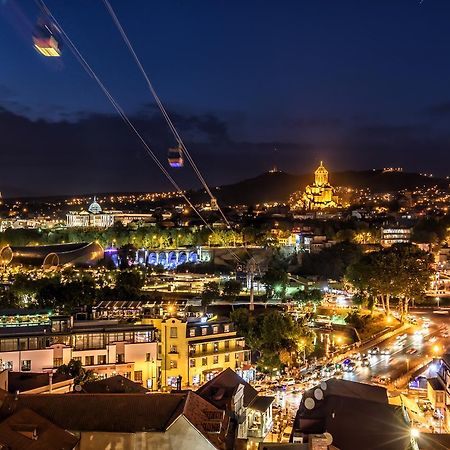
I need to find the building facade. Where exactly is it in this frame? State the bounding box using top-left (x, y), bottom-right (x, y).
top-left (303, 162), bottom-right (339, 210)
top-left (380, 227), bottom-right (412, 247)
top-left (66, 198), bottom-right (153, 228)
top-left (147, 317), bottom-right (252, 388)
top-left (0, 315), bottom-right (160, 389)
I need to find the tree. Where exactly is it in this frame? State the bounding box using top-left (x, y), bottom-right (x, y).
top-left (261, 267), bottom-right (288, 298)
top-left (201, 281), bottom-right (220, 306)
top-left (115, 270), bottom-right (144, 299)
top-left (231, 309), bottom-right (314, 372)
top-left (222, 280), bottom-right (242, 299)
top-left (56, 359), bottom-right (96, 385)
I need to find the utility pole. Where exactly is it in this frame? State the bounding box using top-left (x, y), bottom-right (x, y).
top-left (247, 258), bottom-right (256, 311)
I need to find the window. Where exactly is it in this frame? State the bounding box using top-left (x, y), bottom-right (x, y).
top-left (2, 361), bottom-right (13, 371)
top-left (202, 327), bottom-right (207, 336)
top-left (97, 355), bottom-right (106, 365)
top-left (170, 360), bottom-right (177, 369)
top-left (212, 325), bottom-right (219, 334)
top-left (124, 372), bottom-right (132, 379)
top-left (189, 328), bottom-right (196, 337)
top-left (225, 354), bottom-right (230, 363)
top-left (170, 327), bottom-right (178, 338)
top-left (53, 357), bottom-right (63, 368)
top-left (146, 352), bottom-right (152, 362)
top-left (213, 342), bottom-right (219, 353)
top-left (170, 345), bottom-right (178, 353)
top-left (202, 343), bottom-right (208, 353)
top-left (21, 360), bottom-right (31, 372)
top-left (224, 324), bottom-right (230, 333)
top-left (213, 355), bottom-right (219, 364)
top-left (117, 353), bottom-right (125, 364)
top-left (190, 359), bottom-right (196, 368)
top-left (224, 341), bottom-right (230, 350)
top-left (202, 357), bottom-right (208, 366)
top-left (235, 353), bottom-right (240, 360)
top-left (134, 371), bottom-right (143, 382)
top-left (85, 356), bottom-right (94, 366)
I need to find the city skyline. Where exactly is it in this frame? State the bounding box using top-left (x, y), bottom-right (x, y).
top-left (1, 1), bottom-right (450, 196)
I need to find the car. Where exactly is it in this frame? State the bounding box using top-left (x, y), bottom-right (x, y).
top-left (342, 362), bottom-right (356, 372)
top-left (406, 348), bottom-right (418, 355)
top-left (280, 426), bottom-right (293, 443)
top-left (371, 375), bottom-right (391, 385)
top-left (368, 347), bottom-right (380, 355)
top-left (283, 378), bottom-right (295, 386)
top-left (361, 357), bottom-right (371, 367)
top-left (380, 348), bottom-right (391, 355)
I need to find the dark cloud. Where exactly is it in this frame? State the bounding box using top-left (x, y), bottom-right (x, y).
top-left (423, 101), bottom-right (450, 118)
top-left (1, 103), bottom-right (449, 197)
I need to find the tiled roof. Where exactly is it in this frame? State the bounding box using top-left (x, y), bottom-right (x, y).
top-left (0, 407), bottom-right (79, 450)
top-left (196, 368), bottom-right (258, 408)
top-left (81, 375), bottom-right (149, 394)
top-left (0, 393), bottom-right (186, 432)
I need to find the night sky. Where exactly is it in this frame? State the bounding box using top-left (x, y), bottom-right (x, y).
top-left (1, 0), bottom-right (450, 197)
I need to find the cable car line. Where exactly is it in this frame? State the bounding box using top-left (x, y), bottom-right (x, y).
top-left (101, 0), bottom-right (233, 229)
top-left (35, 0), bottom-right (242, 265)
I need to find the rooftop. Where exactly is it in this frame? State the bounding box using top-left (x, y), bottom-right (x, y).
top-left (0, 407), bottom-right (79, 450)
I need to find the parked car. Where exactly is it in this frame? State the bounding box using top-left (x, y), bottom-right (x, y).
top-left (281, 426), bottom-right (293, 443)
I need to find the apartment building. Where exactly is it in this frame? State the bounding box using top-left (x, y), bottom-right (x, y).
top-left (147, 316), bottom-right (252, 388)
top-left (0, 315), bottom-right (159, 389)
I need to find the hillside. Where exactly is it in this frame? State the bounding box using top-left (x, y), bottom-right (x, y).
top-left (211, 170), bottom-right (449, 206)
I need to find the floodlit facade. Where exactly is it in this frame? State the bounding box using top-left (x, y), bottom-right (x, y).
top-left (0, 316), bottom-right (160, 389)
top-left (290, 162), bottom-right (339, 210)
top-left (303, 162), bottom-right (339, 210)
top-left (147, 317), bottom-right (252, 388)
top-left (66, 198), bottom-right (154, 227)
top-left (380, 227), bottom-right (412, 247)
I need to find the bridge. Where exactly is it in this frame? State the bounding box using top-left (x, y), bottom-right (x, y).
top-left (134, 247), bottom-right (212, 269)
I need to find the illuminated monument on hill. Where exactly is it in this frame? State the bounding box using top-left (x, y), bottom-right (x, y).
top-left (290, 162), bottom-right (339, 210)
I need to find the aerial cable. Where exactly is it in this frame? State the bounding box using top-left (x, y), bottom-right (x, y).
top-left (101, 0), bottom-right (233, 229)
top-left (36, 0), bottom-right (242, 264)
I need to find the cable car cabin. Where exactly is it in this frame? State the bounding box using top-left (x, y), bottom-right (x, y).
top-left (33, 24), bottom-right (61, 57)
top-left (168, 146), bottom-right (184, 168)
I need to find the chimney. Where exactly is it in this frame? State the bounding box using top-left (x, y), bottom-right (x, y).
top-left (48, 372), bottom-right (53, 393)
top-left (12, 424), bottom-right (38, 440)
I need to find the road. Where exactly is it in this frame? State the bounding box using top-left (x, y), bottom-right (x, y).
top-left (342, 310), bottom-right (450, 385)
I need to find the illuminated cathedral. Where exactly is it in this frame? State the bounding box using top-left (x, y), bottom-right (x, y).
top-left (290, 162), bottom-right (339, 210)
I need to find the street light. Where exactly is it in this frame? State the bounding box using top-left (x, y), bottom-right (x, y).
top-left (436, 297), bottom-right (441, 309)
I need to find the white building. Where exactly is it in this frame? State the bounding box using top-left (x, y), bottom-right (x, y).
top-left (0, 315), bottom-right (159, 389)
top-left (66, 198), bottom-right (154, 228)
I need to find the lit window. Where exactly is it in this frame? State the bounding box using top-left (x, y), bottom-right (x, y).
top-left (212, 325), bottom-right (219, 334)
top-left (202, 357), bottom-right (208, 366)
top-left (134, 371), bottom-right (143, 382)
top-left (213, 355), bottom-right (219, 364)
top-left (224, 324), bottom-right (230, 333)
top-left (170, 327), bottom-right (178, 338)
top-left (170, 360), bottom-right (177, 369)
top-left (190, 359), bottom-right (196, 368)
top-left (189, 328), bottom-right (196, 337)
top-left (21, 360), bottom-right (31, 371)
top-left (202, 328), bottom-right (207, 336)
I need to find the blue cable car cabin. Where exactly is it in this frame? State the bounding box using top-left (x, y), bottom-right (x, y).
top-left (168, 145), bottom-right (184, 168)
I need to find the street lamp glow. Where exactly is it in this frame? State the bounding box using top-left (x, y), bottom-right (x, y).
top-left (410, 428), bottom-right (420, 439)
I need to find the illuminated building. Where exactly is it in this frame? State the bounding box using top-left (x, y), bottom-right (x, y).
top-left (147, 317), bottom-right (252, 388)
top-left (303, 162), bottom-right (339, 210)
top-left (0, 315), bottom-right (159, 390)
top-left (380, 227), bottom-right (412, 247)
top-left (290, 162), bottom-right (339, 210)
top-left (66, 198), bottom-right (153, 228)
